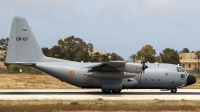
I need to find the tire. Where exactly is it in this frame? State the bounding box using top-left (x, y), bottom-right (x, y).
top-left (171, 88), bottom-right (177, 93)
top-left (112, 90), bottom-right (121, 93)
top-left (102, 89), bottom-right (111, 93)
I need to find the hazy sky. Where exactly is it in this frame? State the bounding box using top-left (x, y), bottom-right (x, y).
top-left (1, 0), bottom-right (200, 59)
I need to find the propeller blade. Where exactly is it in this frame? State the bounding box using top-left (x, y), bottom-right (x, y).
top-left (141, 60), bottom-right (148, 73)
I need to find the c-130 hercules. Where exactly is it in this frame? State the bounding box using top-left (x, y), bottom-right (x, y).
top-left (5, 16), bottom-right (196, 93)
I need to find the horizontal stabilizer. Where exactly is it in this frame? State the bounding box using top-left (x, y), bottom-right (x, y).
top-left (5, 62), bottom-right (36, 66)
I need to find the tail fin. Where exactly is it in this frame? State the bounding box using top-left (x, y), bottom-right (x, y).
top-left (5, 16), bottom-right (44, 63)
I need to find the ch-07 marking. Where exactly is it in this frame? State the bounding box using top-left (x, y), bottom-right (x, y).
top-left (16, 37), bottom-right (28, 41)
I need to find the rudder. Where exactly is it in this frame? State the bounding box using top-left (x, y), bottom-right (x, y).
top-left (5, 16), bottom-right (44, 63)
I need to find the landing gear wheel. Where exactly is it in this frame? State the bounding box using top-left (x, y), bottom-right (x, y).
top-left (171, 88), bottom-right (177, 93)
top-left (102, 89), bottom-right (111, 93)
top-left (112, 90), bottom-right (121, 93)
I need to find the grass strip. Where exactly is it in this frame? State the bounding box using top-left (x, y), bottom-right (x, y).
top-left (0, 100), bottom-right (199, 112)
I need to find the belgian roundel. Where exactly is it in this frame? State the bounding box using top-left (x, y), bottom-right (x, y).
top-left (69, 71), bottom-right (74, 76)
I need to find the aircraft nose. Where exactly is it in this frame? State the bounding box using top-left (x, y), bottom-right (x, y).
top-left (187, 75), bottom-right (196, 86)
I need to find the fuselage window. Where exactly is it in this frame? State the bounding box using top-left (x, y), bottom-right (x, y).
top-left (158, 79), bottom-right (160, 81)
top-left (145, 79), bottom-right (147, 81)
top-left (151, 79), bottom-right (153, 81)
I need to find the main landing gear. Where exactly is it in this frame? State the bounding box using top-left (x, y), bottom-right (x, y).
top-left (102, 89), bottom-right (121, 93)
top-left (171, 88), bottom-right (177, 93)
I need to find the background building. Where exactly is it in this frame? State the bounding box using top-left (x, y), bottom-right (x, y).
top-left (179, 53), bottom-right (199, 71)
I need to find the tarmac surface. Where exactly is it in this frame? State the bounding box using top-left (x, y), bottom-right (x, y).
top-left (0, 89), bottom-right (200, 100)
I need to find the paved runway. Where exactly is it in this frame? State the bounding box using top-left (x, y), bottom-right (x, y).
top-left (0, 89), bottom-right (200, 100)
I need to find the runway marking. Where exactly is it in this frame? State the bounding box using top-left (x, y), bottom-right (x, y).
top-left (0, 89), bottom-right (200, 100)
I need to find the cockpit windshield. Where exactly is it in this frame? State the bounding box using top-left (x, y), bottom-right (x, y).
top-left (177, 67), bottom-right (185, 72)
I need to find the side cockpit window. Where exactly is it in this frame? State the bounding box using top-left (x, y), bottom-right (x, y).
top-left (181, 74), bottom-right (185, 79)
top-left (181, 74), bottom-right (185, 80)
top-left (177, 67), bottom-right (184, 72)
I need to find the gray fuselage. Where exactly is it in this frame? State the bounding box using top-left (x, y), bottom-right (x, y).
top-left (33, 58), bottom-right (188, 89)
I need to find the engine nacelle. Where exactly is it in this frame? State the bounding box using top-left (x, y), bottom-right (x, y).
top-left (85, 72), bottom-right (136, 78)
top-left (122, 78), bottom-right (138, 88)
top-left (124, 63), bottom-right (143, 73)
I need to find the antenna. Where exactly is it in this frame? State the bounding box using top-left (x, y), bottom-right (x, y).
top-left (31, 28), bottom-right (59, 39)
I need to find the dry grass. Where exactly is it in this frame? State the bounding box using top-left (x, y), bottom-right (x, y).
top-left (0, 73), bottom-right (78, 89)
top-left (0, 73), bottom-right (199, 89)
top-left (0, 100), bottom-right (199, 112)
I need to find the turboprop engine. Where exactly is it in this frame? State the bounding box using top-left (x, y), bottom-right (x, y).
top-left (124, 62), bottom-right (148, 73)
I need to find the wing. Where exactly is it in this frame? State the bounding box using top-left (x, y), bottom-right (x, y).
top-left (88, 61), bottom-right (126, 72)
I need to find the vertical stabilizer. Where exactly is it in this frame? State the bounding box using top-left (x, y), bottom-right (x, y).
top-left (5, 16), bottom-right (44, 63)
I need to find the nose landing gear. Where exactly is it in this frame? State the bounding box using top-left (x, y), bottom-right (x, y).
top-left (160, 88), bottom-right (177, 93)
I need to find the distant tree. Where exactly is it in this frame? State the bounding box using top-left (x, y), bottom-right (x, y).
top-left (130, 54), bottom-right (137, 62)
top-left (101, 54), bottom-right (110, 62)
top-left (195, 50), bottom-right (200, 58)
top-left (160, 48), bottom-right (180, 64)
top-left (90, 52), bottom-right (110, 62)
top-left (42, 36), bottom-right (124, 62)
top-left (42, 47), bottom-right (51, 57)
top-left (0, 38), bottom-right (9, 50)
top-left (195, 50), bottom-right (200, 74)
top-left (180, 48), bottom-right (190, 53)
top-left (155, 55), bottom-right (161, 63)
top-left (91, 52), bottom-right (100, 62)
top-left (42, 36), bottom-right (94, 62)
top-left (136, 45), bottom-right (156, 63)
top-left (57, 36), bottom-right (93, 62)
top-left (87, 43), bottom-right (94, 54)
top-left (50, 45), bottom-right (65, 59)
top-left (110, 52), bottom-right (124, 61)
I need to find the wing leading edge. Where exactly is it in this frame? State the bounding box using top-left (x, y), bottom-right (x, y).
top-left (87, 61), bottom-right (126, 72)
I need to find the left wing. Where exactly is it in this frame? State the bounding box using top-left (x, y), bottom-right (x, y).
top-left (86, 61), bottom-right (146, 73)
top-left (87, 61), bottom-right (126, 72)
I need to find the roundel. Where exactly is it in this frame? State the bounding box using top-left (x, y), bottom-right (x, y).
top-left (69, 71), bottom-right (74, 76)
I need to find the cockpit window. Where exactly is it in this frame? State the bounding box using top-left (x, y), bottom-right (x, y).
top-left (181, 74), bottom-right (185, 79)
top-left (177, 67), bottom-right (185, 72)
top-left (185, 72), bottom-right (188, 76)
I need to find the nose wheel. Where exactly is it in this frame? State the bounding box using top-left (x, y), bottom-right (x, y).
top-left (171, 88), bottom-right (177, 93)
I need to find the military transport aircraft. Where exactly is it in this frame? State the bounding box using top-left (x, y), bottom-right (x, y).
top-left (5, 16), bottom-right (196, 93)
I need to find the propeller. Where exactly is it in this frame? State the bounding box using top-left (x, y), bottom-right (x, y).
top-left (141, 61), bottom-right (148, 72)
top-left (141, 56), bottom-right (148, 73)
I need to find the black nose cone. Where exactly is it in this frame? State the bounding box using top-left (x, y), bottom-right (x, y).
top-left (187, 75), bottom-right (196, 86)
